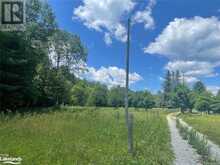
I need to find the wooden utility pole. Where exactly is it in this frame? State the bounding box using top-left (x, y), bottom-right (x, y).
top-left (125, 18), bottom-right (133, 154)
top-left (128, 113), bottom-right (133, 153)
top-left (125, 18), bottom-right (130, 127)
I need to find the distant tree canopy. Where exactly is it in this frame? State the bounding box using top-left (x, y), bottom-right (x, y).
top-left (129, 90), bottom-right (155, 109)
top-left (87, 84), bottom-right (108, 107)
top-left (160, 70), bottom-right (219, 113)
top-left (108, 86), bottom-right (125, 107)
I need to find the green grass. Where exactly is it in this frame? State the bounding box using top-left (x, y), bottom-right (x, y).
top-left (182, 114), bottom-right (220, 146)
top-left (0, 107), bottom-right (173, 165)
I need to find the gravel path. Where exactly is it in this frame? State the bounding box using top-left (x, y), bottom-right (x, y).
top-left (167, 114), bottom-right (202, 165)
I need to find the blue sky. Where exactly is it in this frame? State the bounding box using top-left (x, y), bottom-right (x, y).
top-left (48, 0), bottom-right (220, 94)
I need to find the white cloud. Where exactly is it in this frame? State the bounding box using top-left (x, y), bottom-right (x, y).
top-left (133, 0), bottom-right (156, 29)
top-left (166, 61), bottom-right (215, 77)
top-left (74, 0), bottom-right (156, 44)
top-left (207, 86), bottom-right (220, 95)
top-left (104, 33), bottom-right (112, 45)
top-left (76, 65), bottom-right (143, 88)
top-left (145, 16), bottom-right (220, 62)
top-left (73, 0), bottom-right (135, 44)
top-left (145, 16), bottom-right (220, 83)
top-left (184, 76), bottom-right (199, 84)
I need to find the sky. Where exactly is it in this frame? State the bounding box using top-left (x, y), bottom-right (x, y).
top-left (47, 0), bottom-right (220, 94)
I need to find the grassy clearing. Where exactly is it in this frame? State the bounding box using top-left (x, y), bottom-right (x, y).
top-left (181, 114), bottom-right (220, 147)
top-left (0, 107), bottom-right (173, 165)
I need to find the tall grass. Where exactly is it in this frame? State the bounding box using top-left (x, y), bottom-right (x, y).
top-left (0, 108), bottom-right (173, 165)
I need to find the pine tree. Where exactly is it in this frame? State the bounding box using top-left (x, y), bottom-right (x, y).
top-left (162, 70), bottom-right (172, 107)
top-left (175, 70), bottom-right (181, 86)
top-left (193, 81), bottom-right (206, 94)
top-left (0, 32), bottom-right (39, 110)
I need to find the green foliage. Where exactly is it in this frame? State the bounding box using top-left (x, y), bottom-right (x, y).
top-left (210, 99), bottom-right (220, 113)
top-left (193, 81), bottom-right (206, 94)
top-left (162, 70), bottom-right (182, 108)
top-left (108, 86), bottom-right (125, 107)
top-left (0, 0), bottom-right (87, 111)
top-left (217, 90), bottom-right (220, 98)
top-left (171, 84), bottom-right (192, 112)
top-left (87, 84), bottom-right (108, 106)
top-left (129, 90), bottom-right (155, 109)
top-left (0, 32), bottom-right (40, 110)
top-left (162, 70), bottom-right (172, 107)
top-left (70, 81), bottom-right (89, 106)
top-left (194, 92), bottom-right (213, 113)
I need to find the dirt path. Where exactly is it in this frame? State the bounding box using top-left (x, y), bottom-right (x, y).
top-left (167, 114), bottom-right (202, 165)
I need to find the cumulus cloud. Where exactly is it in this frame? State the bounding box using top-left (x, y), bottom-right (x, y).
top-left (76, 65), bottom-right (143, 88)
top-left (104, 33), bottom-right (112, 45)
top-left (133, 0), bottom-right (156, 29)
top-left (73, 0), bottom-right (135, 44)
top-left (166, 61), bottom-right (218, 78)
top-left (145, 16), bottom-right (220, 83)
top-left (145, 16), bottom-right (220, 62)
top-left (74, 0), bottom-right (156, 44)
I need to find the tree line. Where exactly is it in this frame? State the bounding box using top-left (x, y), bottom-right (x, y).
top-left (70, 81), bottom-right (155, 108)
top-left (160, 70), bottom-right (220, 113)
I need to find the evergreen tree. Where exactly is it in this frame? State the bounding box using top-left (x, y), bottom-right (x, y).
top-left (171, 84), bottom-right (192, 113)
top-left (193, 81), bottom-right (206, 94)
top-left (162, 70), bottom-right (172, 107)
top-left (0, 32), bottom-right (39, 110)
top-left (175, 70), bottom-right (181, 86)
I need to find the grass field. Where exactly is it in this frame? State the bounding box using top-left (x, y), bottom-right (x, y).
top-left (182, 114), bottom-right (220, 146)
top-left (0, 107), bottom-right (173, 165)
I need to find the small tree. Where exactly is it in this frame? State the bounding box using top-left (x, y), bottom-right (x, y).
top-left (70, 82), bottom-right (88, 106)
top-left (195, 92), bottom-right (213, 114)
top-left (193, 81), bottom-right (206, 94)
top-left (171, 84), bottom-right (192, 113)
top-left (162, 70), bottom-right (172, 107)
top-left (108, 86), bottom-right (124, 108)
top-left (87, 84), bottom-right (108, 107)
